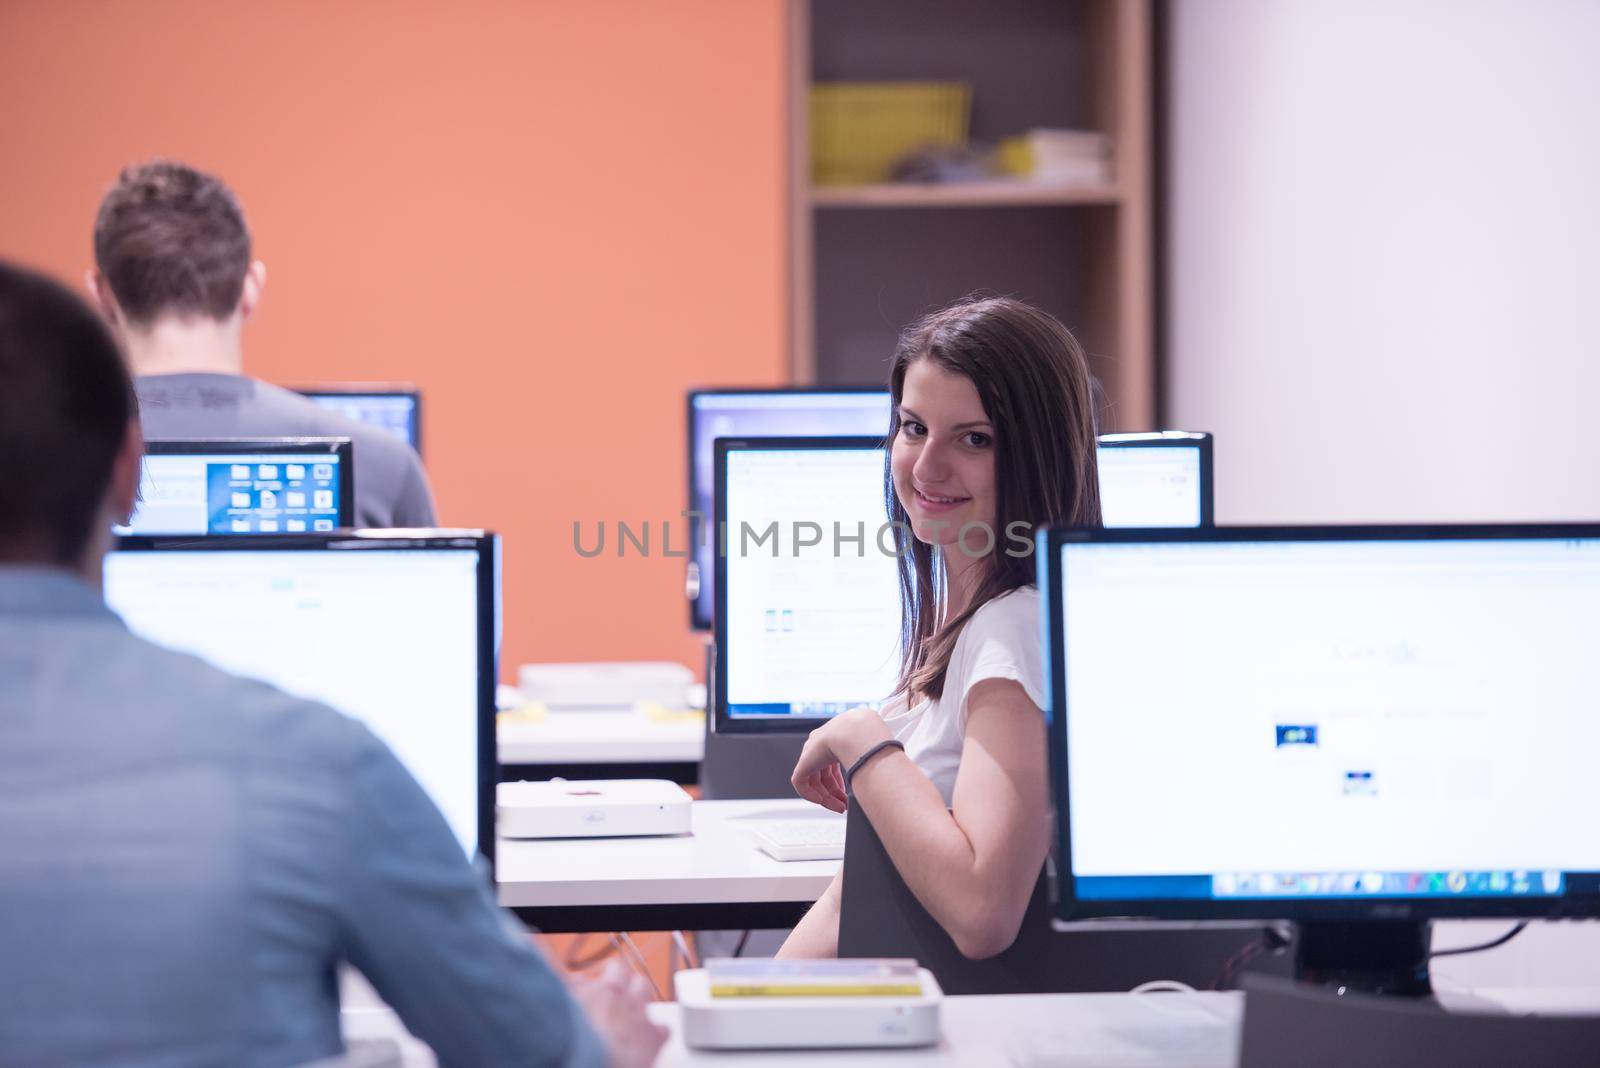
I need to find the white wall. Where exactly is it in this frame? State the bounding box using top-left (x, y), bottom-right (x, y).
top-left (1168, 0), bottom-right (1600, 990)
top-left (1168, 0), bottom-right (1600, 524)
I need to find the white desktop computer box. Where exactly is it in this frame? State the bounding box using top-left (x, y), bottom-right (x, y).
top-left (516, 661), bottom-right (693, 712)
top-left (497, 779), bottom-right (692, 839)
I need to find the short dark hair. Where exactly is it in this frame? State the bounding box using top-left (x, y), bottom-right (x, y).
top-left (0, 261), bottom-right (134, 565)
top-left (93, 159), bottom-right (252, 325)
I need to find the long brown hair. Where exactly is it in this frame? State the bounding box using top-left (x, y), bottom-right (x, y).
top-left (887, 296), bottom-right (1101, 701)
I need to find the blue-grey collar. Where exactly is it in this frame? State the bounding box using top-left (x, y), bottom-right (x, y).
top-left (0, 565), bottom-right (119, 622)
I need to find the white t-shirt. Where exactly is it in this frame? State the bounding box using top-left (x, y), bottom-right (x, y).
top-left (878, 585), bottom-right (1046, 806)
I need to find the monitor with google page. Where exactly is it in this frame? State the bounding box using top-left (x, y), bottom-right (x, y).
top-left (104, 530), bottom-right (498, 868)
top-left (1037, 523), bottom-right (1600, 996)
top-left (1095, 431), bottom-right (1213, 528)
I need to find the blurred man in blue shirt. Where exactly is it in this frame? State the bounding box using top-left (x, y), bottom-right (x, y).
top-left (0, 260), bottom-right (666, 1066)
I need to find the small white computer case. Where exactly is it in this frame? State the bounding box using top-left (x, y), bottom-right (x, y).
top-left (496, 779), bottom-right (692, 839)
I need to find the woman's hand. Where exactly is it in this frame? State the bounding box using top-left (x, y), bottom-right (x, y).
top-left (791, 706), bottom-right (894, 813)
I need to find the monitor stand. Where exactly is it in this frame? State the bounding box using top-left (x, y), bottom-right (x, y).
top-left (1294, 920), bottom-right (1433, 998)
top-left (699, 635), bottom-right (812, 800)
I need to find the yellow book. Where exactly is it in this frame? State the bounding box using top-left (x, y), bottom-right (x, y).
top-left (705, 958), bottom-right (923, 999)
top-left (709, 983), bottom-right (924, 998)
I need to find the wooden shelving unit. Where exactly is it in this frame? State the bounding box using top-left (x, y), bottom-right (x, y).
top-left (811, 180), bottom-right (1122, 209)
top-left (789, 0), bottom-right (1155, 431)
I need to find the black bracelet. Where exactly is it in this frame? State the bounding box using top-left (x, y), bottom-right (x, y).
top-left (844, 738), bottom-right (906, 792)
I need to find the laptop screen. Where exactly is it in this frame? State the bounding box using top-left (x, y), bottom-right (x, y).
top-left (123, 440), bottom-right (352, 535)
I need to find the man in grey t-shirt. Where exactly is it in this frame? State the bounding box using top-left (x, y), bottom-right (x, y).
top-left (85, 159), bottom-right (436, 528)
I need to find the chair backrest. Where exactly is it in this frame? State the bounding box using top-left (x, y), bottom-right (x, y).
top-left (1239, 973), bottom-right (1600, 1068)
top-left (700, 730), bottom-right (808, 800)
top-left (838, 801), bottom-right (1290, 995)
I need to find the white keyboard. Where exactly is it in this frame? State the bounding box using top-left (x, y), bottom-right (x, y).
top-left (749, 819), bottom-right (847, 861)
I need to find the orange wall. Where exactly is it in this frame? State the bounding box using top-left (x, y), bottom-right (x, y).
top-left (0, 0), bottom-right (788, 680)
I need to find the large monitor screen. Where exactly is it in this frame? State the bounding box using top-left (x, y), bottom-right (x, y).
top-left (1040, 526), bottom-right (1600, 923)
top-left (1096, 432), bottom-right (1213, 528)
top-left (715, 438), bottom-right (902, 732)
top-left (687, 389), bottom-right (891, 630)
top-left (299, 386), bottom-right (422, 454)
top-left (122, 440), bottom-right (353, 536)
top-left (104, 532), bottom-right (496, 863)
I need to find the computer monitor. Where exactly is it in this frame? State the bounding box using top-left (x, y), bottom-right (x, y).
top-left (103, 531), bottom-right (498, 867)
top-left (1037, 524), bottom-right (1600, 995)
top-left (711, 429), bottom-right (1211, 734)
top-left (1096, 431), bottom-right (1213, 528)
top-left (714, 437), bottom-right (902, 734)
top-left (298, 384), bottom-right (423, 455)
top-left (687, 388), bottom-right (892, 630)
top-left (123, 439), bottom-right (353, 536)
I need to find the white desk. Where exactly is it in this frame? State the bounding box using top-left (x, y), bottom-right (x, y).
top-left (345, 985), bottom-right (1600, 1068)
top-left (341, 990), bottom-right (1244, 1068)
top-left (498, 709), bottom-right (704, 771)
top-left (648, 989), bottom-right (1242, 1067)
top-left (497, 799), bottom-right (838, 932)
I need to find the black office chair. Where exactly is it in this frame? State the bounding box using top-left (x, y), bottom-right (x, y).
top-left (1239, 972), bottom-right (1600, 1067)
top-left (700, 730), bottom-right (808, 800)
top-left (837, 801), bottom-right (1290, 996)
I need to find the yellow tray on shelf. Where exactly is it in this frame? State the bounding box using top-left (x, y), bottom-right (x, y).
top-left (810, 81), bottom-right (971, 186)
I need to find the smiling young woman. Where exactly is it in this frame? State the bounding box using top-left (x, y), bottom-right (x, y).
top-left (780, 295), bottom-right (1101, 960)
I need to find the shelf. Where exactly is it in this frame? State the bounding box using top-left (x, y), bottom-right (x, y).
top-left (810, 179), bottom-right (1121, 209)
top-left (794, 0), bottom-right (1155, 426)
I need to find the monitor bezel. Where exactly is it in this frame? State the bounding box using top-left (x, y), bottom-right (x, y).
top-left (296, 384), bottom-right (424, 458)
top-left (713, 434), bottom-right (894, 735)
top-left (107, 529), bottom-right (499, 872)
top-left (138, 438), bottom-right (357, 532)
top-left (687, 387), bottom-right (892, 631)
top-left (1095, 431), bottom-right (1215, 527)
top-left (1037, 522), bottom-right (1600, 924)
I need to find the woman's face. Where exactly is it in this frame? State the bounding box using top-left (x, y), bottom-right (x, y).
top-left (891, 359), bottom-right (997, 554)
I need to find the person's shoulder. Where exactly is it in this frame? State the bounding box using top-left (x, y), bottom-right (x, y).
top-left (946, 585), bottom-right (1044, 719)
top-left (951, 584), bottom-right (1040, 666)
top-left (109, 630), bottom-right (379, 767)
top-left (968, 584), bottom-right (1040, 636)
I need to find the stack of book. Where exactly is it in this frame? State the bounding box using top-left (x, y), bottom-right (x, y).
top-left (676, 958), bottom-right (943, 1050)
top-left (1023, 128), bottom-right (1113, 186)
top-left (705, 958), bottom-right (925, 998)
